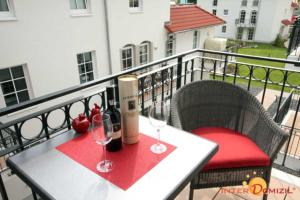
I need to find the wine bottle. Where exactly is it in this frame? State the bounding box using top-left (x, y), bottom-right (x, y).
top-left (105, 86), bottom-right (122, 152)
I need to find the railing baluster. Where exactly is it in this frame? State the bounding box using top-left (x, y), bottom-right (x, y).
top-left (247, 65), bottom-right (254, 91)
top-left (184, 61), bottom-right (188, 85)
top-left (275, 71), bottom-right (288, 120)
top-left (176, 56), bottom-right (183, 89)
top-left (0, 130), bottom-right (7, 148)
top-left (140, 78), bottom-right (146, 116)
top-left (170, 67), bottom-right (174, 99)
top-left (200, 58), bottom-right (204, 80)
top-left (282, 92), bottom-right (300, 166)
top-left (151, 73), bottom-right (156, 102)
top-left (84, 98), bottom-right (90, 118)
top-left (0, 173), bottom-right (8, 200)
top-left (14, 124), bottom-right (23, 151)
top-left (114, 78), bottom-right (120, 108)
top-left (100, 91), bottom-right (106, 110)
top-left (161, 70), bottom-right (165, 101)
top-left (41, 114), bottom-right (50, 140)
top-left (190, 59), bottom-right (194, 82)
top-left (64, 105), bottom-right (71, 130)
top-left (233, 63), bottom-right (238, 84)
top-left (261, 68), bottom-right (270, 105)
top-left (213, 60), bottom-right (217, 80)
top-left (222, 55), bottom-right (229, 81)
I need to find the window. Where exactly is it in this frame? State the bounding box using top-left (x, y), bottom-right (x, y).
top-left (248, 28), bottom-right (254, 40)
top-left (222, 26), bottom-right (227, 33)
top-left (0, 0), bottom-right (9, 11)
top-left (139, 42), bottom-right (150, 65)
top-left (240, 10), bottom-right (246, 23)
top-left (237, 27), bottom-right (243, 39)
top-left (253, 0), bottom-right (259, 7)
top-left (193, 31), bottom-right (199, 49)
top-left (69, 0), bottom-right (90, 15)
top-left (223, 9), bottom-right (228, 15)
top-left (129, 0), bottom-right (142, 12)
top-left (166, 34), bottom-right (175, 57)
top-left (0, 65), bottom-right (30, 107)
top-left (213, 0), bottom-right (218, 6)
top-left (212, 9), bottom-right (217, 15)
top-left (77, 52), bottom-right (95, 84)
top-left (241, 0), bottom-right (247, 7)
top-left (250, 10), bottom-right (257, 24)
top-left (0, 0), bottom-right (15, 19)
top-left (121, 45), bottom-right (134, 70)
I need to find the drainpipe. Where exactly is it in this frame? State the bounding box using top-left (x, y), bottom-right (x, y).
top-left (104, 0), bottom-right (113, 75)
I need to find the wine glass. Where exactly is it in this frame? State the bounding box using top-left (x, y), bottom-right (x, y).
top-left (148, 101), bottom-right (168, 154)
top-left (92, 114), bottom-right (113, 173)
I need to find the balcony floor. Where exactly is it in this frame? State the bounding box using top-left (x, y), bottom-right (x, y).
top-left (175, 168), bottom-right (300, 200)
top-left (0, 168), bottom-right (299, 200)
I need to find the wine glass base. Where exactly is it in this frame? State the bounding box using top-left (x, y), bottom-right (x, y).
top-left (151, 143), bottom-right (167, 154)
top-left (96, 160), bottom-right (113, 173)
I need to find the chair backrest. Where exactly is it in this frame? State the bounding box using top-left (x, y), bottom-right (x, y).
top-left (170, 80), bottom-right (265, 135)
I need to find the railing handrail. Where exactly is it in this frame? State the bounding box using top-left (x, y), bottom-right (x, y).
top-left (1, 48), bottom-right (300, 117)
top-left (0, 49), bottom-right (199, 117)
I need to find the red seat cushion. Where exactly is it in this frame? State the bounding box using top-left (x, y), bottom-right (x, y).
top-left (192, 127), bottom-right (270, 171)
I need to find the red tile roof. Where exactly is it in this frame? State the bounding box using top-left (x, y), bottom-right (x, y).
top-left (282, 19), bottom-right (293, 26)
top-left (165, 5), bottom-right (225, 33)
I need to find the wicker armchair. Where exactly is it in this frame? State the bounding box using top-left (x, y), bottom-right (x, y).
top-left (170, 80), bottom-right (288, 200)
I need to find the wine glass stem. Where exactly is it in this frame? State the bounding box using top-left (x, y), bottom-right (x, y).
top-left (157, 128), bottom-right (160, 145)
top-left (102, 145), bottom-right (106, 162)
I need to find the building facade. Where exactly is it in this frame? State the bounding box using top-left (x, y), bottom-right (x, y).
top-left (0, 0), bottom-right (223, 123)
top-left (197, 0), bottom-right (297, 43)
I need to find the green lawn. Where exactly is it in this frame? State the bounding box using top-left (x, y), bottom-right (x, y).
top-left (237, 43), bottom-right (287, 68)
top-left (231, 43), bottom-right (300, 90)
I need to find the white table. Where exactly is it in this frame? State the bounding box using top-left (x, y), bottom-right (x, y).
top-left (7, 116), bottom-right (218, 200)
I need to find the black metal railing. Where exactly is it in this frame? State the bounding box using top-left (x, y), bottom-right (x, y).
top-left (1, 49), bottom-right (300, 199)
top-left (273, 89), bottom-right (294, 123)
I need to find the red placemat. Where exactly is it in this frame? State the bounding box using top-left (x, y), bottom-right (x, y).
top-left (56, 133), bottom-right (176, 190)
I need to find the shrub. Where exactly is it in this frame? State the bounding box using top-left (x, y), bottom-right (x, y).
top-left (273, 34), bottom-right (286, 48)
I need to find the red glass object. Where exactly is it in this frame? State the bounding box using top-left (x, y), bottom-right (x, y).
top-left (89, 103), bottom-right (101, 122)
top-left (72, 114), bottom-right (90, 134)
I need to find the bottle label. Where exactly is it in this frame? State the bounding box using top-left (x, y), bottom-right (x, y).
top-left (112, 123), bottom-right (121, 139)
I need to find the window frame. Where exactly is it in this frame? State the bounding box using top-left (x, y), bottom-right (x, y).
top-left (241, 0), bottom-right (247, 7)
top-left (222, 26), bottom-right (227, 33)
top-left (193, 30), bottom-right (200, 49)
top-left (166, 34), bottom-right (176, 57)
top-left (0, 65), bottom-right (32, 107)
top-left (0, 0), bottom-right (16, 20)
top-left (223, 9), bottom-right (228, 16)
top-left (129, 0), bottom-right (143, 12)
top-left (248, 28), bottom-right (255, 40)
top-left (121, 45), bottom-right (135, 70)
top-left (250, 10), bottom-right (257, 24)
top-left (69, 0), bottom-right (91, 16)
top-left (240, 10), bottom-right (246, 23)
top-left (138, 42), bottom-right (150, 65)
top-left (237, 27), bottom-right (243, 40)
top-left (212, 9), bottom-right (217, 15)
top-left (213, 0), bottom-right (218, 6)
top-left (77, 51), bottom-right (95, 84)
top-left (252, 0), bottom-right (259, 7)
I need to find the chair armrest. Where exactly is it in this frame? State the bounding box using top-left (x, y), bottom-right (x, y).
top-left (248, 107), bottom-right (288, 161)
top-left (170, 95), bottom-right (182, 130)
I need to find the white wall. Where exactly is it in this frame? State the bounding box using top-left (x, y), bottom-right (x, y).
top-left (0, 0), bottom-right (110, 124)
top-left (255, 0), bottom-right (292, 43)
top-left (106, 0), bottom-right (170, 74)
top-left (0, 0), bottom-right (110, 99)
top-left (198, 0), bottom-right (294, 43)
top-left (174, 27), bottom-right (215, 54)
